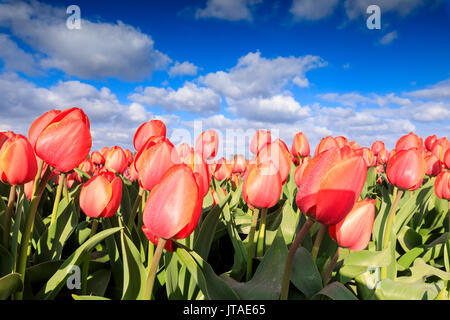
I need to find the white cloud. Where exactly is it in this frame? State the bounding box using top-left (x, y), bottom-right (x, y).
top-left (290, 0), bottom-right (339, 21)
top-left (318, 92), bottom-right (371, 107)
top-left (379, 31), bottom-right (398, 45)
top-left (0, 34), bottom-right (40, 76)
top-left (129, 82), bottom-right (222, 114)
top-left (168, 61), bottom-right (199, 77)
top-left (200, 51), bottom-right (327, 100)
top-left (406, 79), bottom-right (450, 100)
top-left (0, 0), bottom-right (171, 81)
top-left (195, 0), bottom-right (262, 21)
top-left (344, 0), bottom-right (424, 19)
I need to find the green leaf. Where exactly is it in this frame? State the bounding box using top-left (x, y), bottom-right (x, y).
top-left (0, 244), bottom-right (13, 277)
top-left (290, 247), bottom-right (323, 298)
top-left (375, 278), bottom-right (442, 300)
top-left (0, 273), bottom-right (23, 300)
top-left (175, 246), bottom-right (240, 300)
top-left (313, 282), bottom-right (357, 300)
top-left (36, 227), bottom-right (122, 300)
top-left (341, 245), bottom-right (392, 267)
top-left (87, 269), bottom-right (111, 297)
top-left (399, 258), bottom-right (450, 283)
top-left (165, 252), bottom-right (182, 300)
top-left (221, 230), bottom-right (288, 300)
top-left (72, 294), bottom-right (111, 300)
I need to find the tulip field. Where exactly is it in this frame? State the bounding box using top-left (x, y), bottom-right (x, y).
top-left (0, 107), bottom-right (450, 301)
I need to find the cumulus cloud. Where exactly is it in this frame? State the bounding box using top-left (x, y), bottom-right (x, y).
top-left (379, 31), bottom-right (398, 45)
top-left (406, 79), bottom-right (450, 100)
top-left (195, 0), bottom-right (262, 21)
top-left (0, 34), bottom-right (41, 76)
top-left (0, 0), bottom-right (171, 81)
top-left (290, 0), bottom-right (339, 21)
top-left (168, 61), bottom-right (199, 77)
top-left (129, 82), bottom-right (222, 114)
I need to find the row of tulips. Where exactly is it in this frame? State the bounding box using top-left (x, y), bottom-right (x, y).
top-left (0, 106), bottom-right (449, 300)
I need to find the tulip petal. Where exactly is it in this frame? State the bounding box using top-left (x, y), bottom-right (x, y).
top-left (80, 176), bottom-right (111, 218)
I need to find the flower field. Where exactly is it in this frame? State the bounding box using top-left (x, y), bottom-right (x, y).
top-left (0, 107), bottom-right (449, 300)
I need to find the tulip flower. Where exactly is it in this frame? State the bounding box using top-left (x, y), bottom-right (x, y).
top-left (142, 226), bottom-right (174, 252)
top-left (250, 130), bottom-right (271, 154)
top-left (377, 148), bottom-right (390, 165)
top-left (0, 133), bottom-right (37, 186)
top-left (424, 152), bottom-right (442, 176)
top-left (256, 139), bottom-right (292, 184)
top-left (80, 170), bottom-right (123, 218)
top-left (134, 136), bottom-right (180, 191)
top-left (177, 143), bottom-right (194, 163)
top-left (133, 119), bottom-right (166, 151)
top-left (124, 149), bottom-right (134, 166)
top-left (30, 107), bottom-right (92, 173)
top-left (355, 147), bottom-right (376, 167)
top-left (232, 155), bottom-right (247, 174)
top-left (294, 157), bottom-right (309, 187)
top-left (242, 162), bottom-right (282, 209)
top-left (291, 132), bottom-right (310, 158)
top-left (435, 171), bottom-right (450, 200)
top-left (334, 136), bottom-right (349, 148)
top-left (100, 146), bottom-right (110, 158)
top-left (371, 140), bottom-right (385, 156)
top-left (444, 148), bottom-right (450, 169)
top-left (395, 132), bottom-right (423, 152)
top-left (296, 148), bottom-right (367, 225)
top-left (386, 148), bottom-right (426, 191)
top-left (425, 135), bottom-right (437, 151)
top-left (329, 199), bottom-right (376, 251)
top-left (105, 146), bottom-right (128, 174)
top-left (213, 157), bottom-right (232, 181)
top-left (431, 137), bottom-right (449, 163)
top-left (195, 129), bottom-right (219, 161)
top-left (314, 136), bottom-right (339, 156)
top-left (91, 151), bottom-right (105, 167)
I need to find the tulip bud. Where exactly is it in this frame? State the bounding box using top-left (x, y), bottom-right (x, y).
top-left (250, 130), bottom-right (271, 154)
top-left (232, 155), bottom-right (247, 174)
top-left (435, 171), bottom-right (450, 200)
top-left (0, 133), bottom-right (37, 186)
top-left (80, 170), bottom-right (123, 218)
top-left (30, 107), bottom-right (92, 172)
top-left (386, 148), bottom-right (426, 191)
top-left (296, 148), bottom-right (367, 225)
top-left (256, 139), bottom-right (292, 184)
top-left (371, 141), bottom-right (385, 156)
top-left (213, 157), bottom-right (232, 181)
top-left (291, 132), bottom-right (310, 158)
top-left (142, 164), bottom-right (203, 240)
top-left (195, 129), bottom-right (219, 161)
top-left (133, 120), bottom-right (166, 151)
top-left (377, 148), bottom-right (390, 165)
top-left (105, 146), bottom-right (128, 174)
top-left (431, 137), bottom-right (449, 163)
top-left (329, 199), bottom-right (376, 251)
top-left (242, 162), bottom-right (282, 209)
top-left (424, 135), bottom-right (437, 151)
top-left (314, 136), bottom-right (339, 157)
top-left (424, 152), bottom-right (442, 177)
top-left (395, 132), bottom-right (423, 152)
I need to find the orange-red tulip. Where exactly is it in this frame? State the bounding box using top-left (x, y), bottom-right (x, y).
top-left (105, 146), bottom-right (128, 174)
top-left (291, 132), bottom-right (310, 158)
top-left (134, 137), bottom-right (180, 191)
top-left (377, 148), bottom-right (390, 165)
top-left (100, 146), bottom-right (110, 158)
top-left (133, 119), bottom-right (166, 151)
top-left (314, 136), bottom-right (339, 156)
top-left (435, 171), bottom-right (450, 200)
top-left (334, 136), bottom-right (348, 148)
top-left (431, 137), bottom-right (449, 163)
top-left (386, 148), bottom-right (426, 191)
top-left (213, 157), bottom-right (232, 181)
top-left (256, 139), bottom-right (292, 184)
top-left (424, 134), bottom-right (437, 151)
top-left (142, 164), bottom-right (203, 240)
top-left (0, 133), bottom-right (37, 186)
top-left (242, 162), bottom-right (282, 209)
top-left (424, 152), bottom-right (441, 177)
top-left (91, 151), bottom-right (105, 166)
top-left (79, 170), bottom-right (123, 218)
top-left (296, 148), bottom-right (367, 225)
top-left (444, 148), bottom-right (450, 169)
top-left (195, 129), bottom-right (219, 161)
top-left (124, 149), bottom-right (134, 166)
top-left (232, 155), bottom-right (247, 174)
top-left (371, 141), bottom-right (385, 156)
top-left (30, 107), bottom-right (92, 172)
top-left (329, 199), bottom-right (376, 251)
top-left (250, 130), bottom-right (271, 154)
top-left (395, 132), bottom-right (423, 152)
top-left (177, 143), bottom-right (194, 162)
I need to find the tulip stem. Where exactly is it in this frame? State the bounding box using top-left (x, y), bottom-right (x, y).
top-left (143, 238), bottom-right (166, 300)
top-left (322, 246), bottom-right (343, 286)
top-left (127, 187), bottom-right (144, 230)
top-left (2, 185), bottom-right (17, 249)
top-left (311, 224), bottom-right (327, 262)
top-left (380, 187), bottom-right (403, 280)
top-left (14, 165), bottom-right (53, 300)
top-left (280, 218), bottom-right (315, 300)
top-left (50, 173), bottom-right (66, 226)
top-left (246, 208), bottom-right (260, 281)
top-left (256, 208), bottom-right (268, 257)
top-left (81, 219), bottom-right (99, 295)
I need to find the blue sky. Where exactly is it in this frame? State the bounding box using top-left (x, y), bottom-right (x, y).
top-left (0, 0), bottom-right (449, 158)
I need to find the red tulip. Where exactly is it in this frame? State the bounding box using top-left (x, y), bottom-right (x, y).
top-left (424, 152), bottom-right (442, 177)
top-left (431, 137), bottom-right (449, 163)
top-left (444, 148), bottom-right (450, 169)
top-left (75, 159), bottom-right (94, 183)
top-left (291, 132), bottom-right (310, 158)
top-left (134, 137), bottom-right (180, 191)
top-left (296, 148), bottom-right (367, 225)
top-left (329, 199), bottom-right (376, 251)
top-left (0, 133), bottom-right (37, 186)
top-left (142, 164), bottom-right (203, 240)
top-left (294, 157), bottom-right (309, 187)
top-left (0, 131), bottom-right (15, 148)
top-left (386, 148), bottom-right (426, 191)
top-left (435, 171), bottom-right (450, 200)
top-left (232, 155), bottom-right (247, 174)
top-left (424, 135), bottom-right (437, 151)
top-left (142, 226), bottom-right (174, 252)
top-left (105, 146), bottom-right (128, 174)
top-left (124, 149), bottom-right (134, 166)
top-left (79, 170), bottom-right (123, 218)
top-left (100, 147), bottom-right (110, 158)
top-left (256, 139), bottom-right (292, 184)
top-left (30, 107), bottom-right (92, 172)
top-left (195, 129), bottom-right (219, 161)
top-left (133, 119), bottom-right (166, 151)
top-left (177, 143), bottom-right (194, 162)
top-left (243, 162), bottom-right (282, 209)
top-left (314, 136), bottom-right (339, 156)
top-left (355, 147), bottom-right (376, 168)
top-left (91, 151), bottom-right (105, 166)
top-left (371, 141), bottom-right (385, 156)
top-left (395, 132), bottom-right (423, 152)
top-left (250, 130), bottom-right (271, 154)
top-left (377, 148), bottom-right (390, 165)
top-left (334, 136), bottom-right (348, 148)
top-left (213, 157), bottom-right (232, 181)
